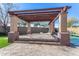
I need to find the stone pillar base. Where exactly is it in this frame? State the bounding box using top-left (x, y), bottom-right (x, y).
top-left (8, 32), bottom-right (19, 43)
top-left (58, 32), bottom-right (70, 46)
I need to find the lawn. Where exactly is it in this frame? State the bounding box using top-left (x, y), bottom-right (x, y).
top-left (0, 36), bottom-right (9, 48)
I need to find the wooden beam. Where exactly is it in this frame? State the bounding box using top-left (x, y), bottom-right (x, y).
top-left (8, 6), bottom-right (71, 15)
top-left (12, 11), bottom-right (59, 16)
top-left (8, 6), bottom-right (71, 13)
top-left (14, 11), bottom-right (60, 14)
top-left (48, 14), bottom-right (59, 25)
top-left (16, 13), bottom-right (58, 16)
top-left (8, 7), bottom-right (64, 13)
top-left (52, 14), bottom-right (59, 22)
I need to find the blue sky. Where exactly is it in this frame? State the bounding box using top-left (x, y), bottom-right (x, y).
top-left (15, 3), bottom-right (79, 19)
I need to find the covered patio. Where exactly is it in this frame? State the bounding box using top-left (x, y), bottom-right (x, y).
top-left (8, 6), bottom-right (71, 46)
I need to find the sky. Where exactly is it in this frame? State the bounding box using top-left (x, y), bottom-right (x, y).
top-left (13, 3), bottom-right (79, 27)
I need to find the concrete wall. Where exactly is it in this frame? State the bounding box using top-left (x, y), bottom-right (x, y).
top-left (0, 26), bottom-right (49, 35)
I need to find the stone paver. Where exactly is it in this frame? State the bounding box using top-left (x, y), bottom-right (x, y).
top-left (0, 42), bottom-right (79, 56)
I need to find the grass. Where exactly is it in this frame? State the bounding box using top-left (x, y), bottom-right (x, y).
top-left (0, 36), bottom-right (9, 48)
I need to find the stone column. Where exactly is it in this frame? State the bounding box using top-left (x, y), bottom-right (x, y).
top-left (8, 15), bottom-right (19, 43)
top-left (49, 22), bottom-right (55, 34)
top-left (58, 12), bottom-right (70, 46)
top-left (27, 22), bottom-right (31, 34)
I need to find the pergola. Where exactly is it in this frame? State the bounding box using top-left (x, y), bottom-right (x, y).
top-left (8, 6), bottom-right (71, 46)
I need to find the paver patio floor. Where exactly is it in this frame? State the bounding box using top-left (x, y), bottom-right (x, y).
top-left (19, 33), bottom-right (59, 42)
top-left (0, 41), bottom-right (79, 56)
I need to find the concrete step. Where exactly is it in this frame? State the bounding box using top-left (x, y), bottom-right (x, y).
top-left (15, 40), bottom-right (60, 45)
top-left (18, 38), bottom-right (59, 42)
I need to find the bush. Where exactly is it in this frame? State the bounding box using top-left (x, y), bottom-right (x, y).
top-left (70, 31), bottom-right (79, 37)
top-left (0, 32), bottom-right (7, 36)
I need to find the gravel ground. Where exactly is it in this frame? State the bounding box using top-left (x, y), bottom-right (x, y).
top-left (0, 41), bottom-right (79, 56)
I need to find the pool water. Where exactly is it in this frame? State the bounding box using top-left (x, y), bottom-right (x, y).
top-left (70, 36), bottom-right (79, 46)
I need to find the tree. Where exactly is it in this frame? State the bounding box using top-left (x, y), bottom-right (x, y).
top-left (0, 3), bottom-right (14, 34)
top-left (67, 17), bottom-right (79, 27)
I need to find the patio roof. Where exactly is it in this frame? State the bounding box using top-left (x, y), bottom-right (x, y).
top-left (8, 6), bottom-right (71, 22)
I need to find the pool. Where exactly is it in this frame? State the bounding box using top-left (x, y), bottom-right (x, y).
top-left (70, 36), bottom-right (79, 46)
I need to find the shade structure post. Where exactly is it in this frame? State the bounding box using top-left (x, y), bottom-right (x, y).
top-left (49, 22), bottom-right (55, 34)
top-left (27, 22), bottom-right (31, 34)
top-left (58, 12), bottom-right (70, 46)
top-left (8, 15), bottom-right (19, 43)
